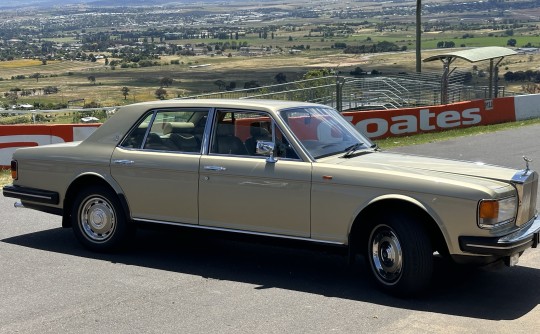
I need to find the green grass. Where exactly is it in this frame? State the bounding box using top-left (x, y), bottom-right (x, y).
top-left (376, 118), bottom-right (540, 149)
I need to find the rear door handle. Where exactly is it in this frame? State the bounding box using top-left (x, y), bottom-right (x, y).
top-left (204, 165), bottom-right (227, 171)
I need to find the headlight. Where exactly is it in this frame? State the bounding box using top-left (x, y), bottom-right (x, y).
top-left (478, 197), bottom-right (517, 229)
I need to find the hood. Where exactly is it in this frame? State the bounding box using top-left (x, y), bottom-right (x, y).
top-left (323, 151), bottom-right (518, 182)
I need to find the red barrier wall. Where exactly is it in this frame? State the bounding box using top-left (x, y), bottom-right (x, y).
top-left (0, 124), bottom-right (100, 168)
top-left (342, 98), bottom-right (516, 140)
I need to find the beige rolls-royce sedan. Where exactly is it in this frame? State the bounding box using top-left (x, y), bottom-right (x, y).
top-left (3, 99), bottom-right (540, 296)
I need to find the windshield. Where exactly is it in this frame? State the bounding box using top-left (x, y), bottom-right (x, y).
top-left (279, 106), bottom-right (373, 159)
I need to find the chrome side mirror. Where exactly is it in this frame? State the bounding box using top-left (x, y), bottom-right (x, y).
top-left (256, 140), bottom-right (277, 163)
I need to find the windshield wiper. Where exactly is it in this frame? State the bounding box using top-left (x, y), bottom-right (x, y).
top-left (342, 142), bottom-right (365, 158)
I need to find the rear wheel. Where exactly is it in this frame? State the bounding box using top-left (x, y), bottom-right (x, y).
top-left (366, 215), bottom-right (433, 296)
top-left (71, 185), bottom-right (130, 252)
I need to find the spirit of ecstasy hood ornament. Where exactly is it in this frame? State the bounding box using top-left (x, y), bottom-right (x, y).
top-left (523, 156), bottom-right (532, 175)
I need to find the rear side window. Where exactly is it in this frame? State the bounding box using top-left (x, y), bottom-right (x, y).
top-left (120, 108), bottom-right (209, 153)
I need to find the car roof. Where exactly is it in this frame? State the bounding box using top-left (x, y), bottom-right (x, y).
top-left (82, 99), bottom-right (329, 147)
top-left (125, 98), bottom-right (326, 113)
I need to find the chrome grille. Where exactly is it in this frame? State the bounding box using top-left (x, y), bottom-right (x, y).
top-left (514, 171), bottom-right (539, 227)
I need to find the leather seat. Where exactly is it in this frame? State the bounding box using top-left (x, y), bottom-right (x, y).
top-left (170, 133), bottom-right (200, 152)
top-left (213, 123), bottom-right (249, 155)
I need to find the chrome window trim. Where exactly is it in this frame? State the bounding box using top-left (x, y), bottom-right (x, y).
top-left (116, 147), bottom-right (203, 156)
top-left (118, 107), bottom-right (211, 154)
top-left (206, 108), bottom-right (303, 162)
top-left (140, 110), bottom-right (158, 149)
top-left (200, 107), bottom-right (216, 155)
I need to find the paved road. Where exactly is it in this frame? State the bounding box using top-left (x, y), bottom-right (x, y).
top-left (2, 125), bottom-right (540, 333)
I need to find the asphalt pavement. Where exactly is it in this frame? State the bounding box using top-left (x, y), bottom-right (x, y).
top-left (1, 124), bottom-right (540, 333)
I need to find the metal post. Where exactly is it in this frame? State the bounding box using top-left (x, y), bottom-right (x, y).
top-left (336, 77), bottom-right (343, 112)
top-left (441, 59), bottom-right (449, 104)
top-left (488, 59), bottom-right (494, 98)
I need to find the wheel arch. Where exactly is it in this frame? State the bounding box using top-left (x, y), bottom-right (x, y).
top-left (62, 173), bottom-right (130, 228)
top-left (348, 195), bottom-right (449, 260)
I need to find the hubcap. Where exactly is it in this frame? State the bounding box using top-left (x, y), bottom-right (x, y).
top-left (79, 196), bottom-right (116, 242)
top-left (370, 225), bottom-right (403, 285)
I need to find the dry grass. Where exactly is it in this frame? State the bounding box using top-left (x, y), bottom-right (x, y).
top-left (0, 49), bottom-right (538, 107)
top-left (0, 59), bottom-right (44, 68)
top-left (0, 169), bottom-right (11, 187)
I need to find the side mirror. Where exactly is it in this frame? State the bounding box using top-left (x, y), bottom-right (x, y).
top-left (256, 140), bottom-right (277, 163)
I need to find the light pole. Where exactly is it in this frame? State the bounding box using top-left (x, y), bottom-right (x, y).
top-left (416, 0), bottom-right (422, 73)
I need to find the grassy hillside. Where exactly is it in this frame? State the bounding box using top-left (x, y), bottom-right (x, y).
top-left (0, 45), bottom-right (538, 109)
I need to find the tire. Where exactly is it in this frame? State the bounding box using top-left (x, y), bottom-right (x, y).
top-left (71, 185), bottom-right (130, 252)
top-left (366, 215), bottom-right (433, 297)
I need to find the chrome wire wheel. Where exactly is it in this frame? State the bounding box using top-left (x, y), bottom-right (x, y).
top-left (79, 195), bottom-right (117, 243)
top-left (369, 224), bottom-right (403, 285)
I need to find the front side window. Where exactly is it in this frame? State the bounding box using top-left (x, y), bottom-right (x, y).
top-left (120, 108), bottom-right (209, 153)
top-left (279, 106), bottom-right (373, 159)
top-left (210, 110), bottom-right (299, 160)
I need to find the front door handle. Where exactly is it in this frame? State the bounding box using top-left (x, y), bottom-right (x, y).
top-left (204, 165), bottom-right (227, 171)
top-left (113, 159), bottom-right (135, 165)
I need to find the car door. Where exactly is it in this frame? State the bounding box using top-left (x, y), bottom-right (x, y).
top-left (111, 108), bottom-right (209, 225)
top-left (198, 109), bottom-right (312, 237)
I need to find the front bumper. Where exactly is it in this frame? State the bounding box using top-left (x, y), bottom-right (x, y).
top-left (459, 216), bottom-right (540, 257)
top-left (2, 184), bottom-right (59, 205)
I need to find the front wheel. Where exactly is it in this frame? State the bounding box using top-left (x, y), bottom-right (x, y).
top-left (71, 185), bottom-right (130, 252)
top-left (367, 216), bottom-right (433, 296)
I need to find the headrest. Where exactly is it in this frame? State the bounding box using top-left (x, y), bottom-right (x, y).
top-left (217, 123), bottom-right (235, 136)
top-left (250, 125), bottom-right (270, 137)
top-left (163, 122), bottom-right (195, 135)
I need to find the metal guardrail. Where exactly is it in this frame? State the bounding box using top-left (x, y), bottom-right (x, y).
top-left (2, 71), bottom-right (508, 124)
top-left (181, 71), bottom-right (483, 111)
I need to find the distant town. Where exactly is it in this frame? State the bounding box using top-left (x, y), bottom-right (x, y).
top-left (2, 0), bottom-right (540, 64)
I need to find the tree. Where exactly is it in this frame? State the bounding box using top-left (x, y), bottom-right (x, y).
top-left (43, 86), bottom-right (59, 94)
top-left (87, 75), bottom-right (96, 85)
top-left (155, 87), bottom-right (167, 100)
top-left (302, 68), bottom-right (332, 80)
top-left (160, 77), bottom-right (173, 87)
top-left (121, 86), bottom-right (130, 100)
top-left (244, 80), bottom-right (260, 89)
top-left (350, 67), bottom-right (364, 76)
top-left (30, 73), bottom-right (42, 82)
top-left (4, 91), bottom-right (18, 105)
top-left (275, 72), bottom-right (287, 84)
top-left (507, 38), bottom-right (517, 47)
top-left (214, 80), bottom-right (227, 90)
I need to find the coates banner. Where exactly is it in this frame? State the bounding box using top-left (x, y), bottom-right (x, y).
top-left (0, 124), bottom-right (99, 168)
top-left (342, 97), bottom-right (517, 140)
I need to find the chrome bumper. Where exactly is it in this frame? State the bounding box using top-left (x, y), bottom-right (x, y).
top-left (2, 184), bottom-right (59, 205)
top-left (459, 216), bottom-right (540, 257)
